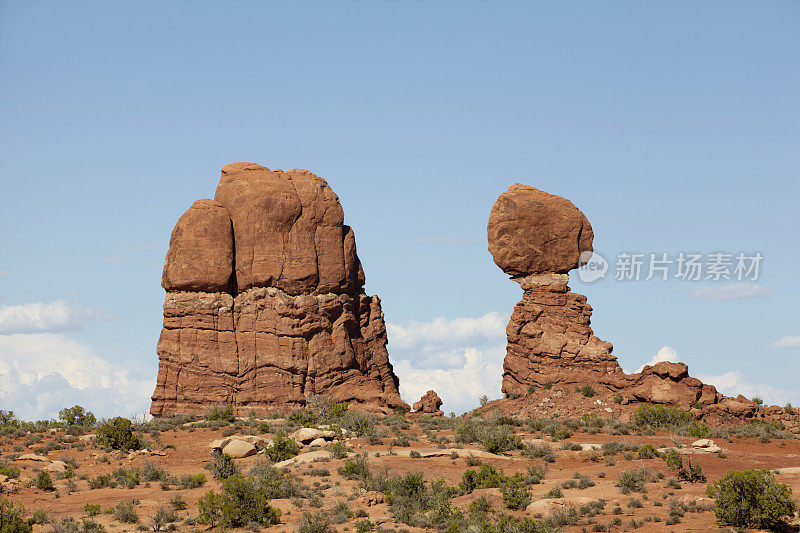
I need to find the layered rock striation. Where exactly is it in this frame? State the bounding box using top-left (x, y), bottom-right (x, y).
top-left (488, 184), bottom-right (722, 411)
top-left (151, 162), bottom-right (407, 417)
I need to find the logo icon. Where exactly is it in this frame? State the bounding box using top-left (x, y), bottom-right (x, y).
top-left (577, 251), bottom-right (608, 283)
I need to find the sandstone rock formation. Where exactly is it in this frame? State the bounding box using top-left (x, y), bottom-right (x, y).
top-left (488, 184), bottom-right (724, 412)
top-left (151, 162), bottom-right (407, 417)
top-left (412, 390), bottom-right (444, 416)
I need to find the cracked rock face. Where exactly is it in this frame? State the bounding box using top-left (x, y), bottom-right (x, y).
top-left (151, 162), bottom-right (407, 417)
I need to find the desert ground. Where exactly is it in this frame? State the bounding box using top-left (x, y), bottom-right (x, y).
top-left (2, 395), bottom-right (799, 533)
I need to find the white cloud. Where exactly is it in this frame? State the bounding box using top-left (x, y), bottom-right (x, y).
top-left (769, 335), bottom-right (800, 349)
top-left (0, 300), bottom-right (107, 334)
top-left (0, 333), bottom-right (154, 421)
top-left (628, 345), bottom-right (679, 373)
top-left (395, 345), bottom-right (506, 415)
top-left (388, 311), bottom-right (508, 352)
top-left (691, 283), bottom-right (770, 301)
top-left (697, 370), bottom-right (800, 407)
top-left (389, 312), bottom-right (508, 412)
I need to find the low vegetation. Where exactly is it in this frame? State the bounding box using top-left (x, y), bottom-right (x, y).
top-left (707, 469), bottom-right (797, 530)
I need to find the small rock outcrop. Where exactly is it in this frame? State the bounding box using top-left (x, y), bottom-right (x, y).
top-left (151, 162), bottom-right (408, 417)
top-left (488, 184), bottom-right (724, 412)
top-left (412, 390), bottom-right (444, 416)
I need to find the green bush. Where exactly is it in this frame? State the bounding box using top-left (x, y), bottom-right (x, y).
top-left (35, 470), bottom-right (55, 491)
top-left (580, 385), bottom-right (596, 398)
top-left (707, 469), bottom-right (796, 529)
top-left (205, 405), bottom-right (235, 423)
top-left (97, 417), bottom-right (142, 450)
top-left (288, 409), bottom-right (318, 427)
top-left (114, 500), bottom-right (139, 523)
top-left (0, 497), bottom-right (32, 533)
top-left (58, 405), bottom-right (96, 427)
top-left (500, 478), bottom-right (529, 510)
top-left (632, 405), bottom-right (695, 428)
top-left (480, 426), bottom-right (523, 454)
top-left (298, 510), bottom-right (331, 533)
top-left (112, 467), bottom-right (140, 489)
top-left (208, 451), bottom-right (240, 480)
top-left (265, 432), bottom-right (300, 462)
top-left (460, 464), bottom-right (505, 493)
top-left (338, 454), bottom-right (371, 481)
top-left (665, 450), bottom-right (705, 482)
top-left (0, 411), bottom-right (20, 430)
top-left (83, 504), bottom-right (101, 517)
top-left (88, 473), bottom-right (114, 489)
top-left (616, 468), bottom-right (649, 494)
top-left (637, 444), bottom-right (659, 459)
top-left (197, 475), bottom-right (281, 528)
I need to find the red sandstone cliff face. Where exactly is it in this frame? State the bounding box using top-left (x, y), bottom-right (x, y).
top-left (151, 163), bottom-right (407, 417)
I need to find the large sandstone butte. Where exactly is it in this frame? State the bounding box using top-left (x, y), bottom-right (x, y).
top-left (487, 184), bottom-right (724, 411)
top-left (151, 162), bottom-right (407, 417)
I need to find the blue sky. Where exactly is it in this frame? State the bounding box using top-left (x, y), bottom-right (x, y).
top-left (1, 1), bottom-right (798, 418)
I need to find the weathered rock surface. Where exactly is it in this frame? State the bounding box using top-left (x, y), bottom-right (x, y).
top-left (488, 184), bottom-right (593, 276)
top-left (412, 390), bottom-right (444, 416)
top-left (151, 162), bottom-right (407, 417)
top-left (488, 183), bottom-right (728, 414)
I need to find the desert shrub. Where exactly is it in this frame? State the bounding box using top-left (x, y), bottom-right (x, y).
top-left (88, 474), bottom-right (114, 489)
top-left (752, 396), bottom-right (764, 405)
top-left (35, 470), bottom-right (55, 491)
top-left (326, 441), bottom-right (349, 459)
top-left (544, 486), bottom-right (563, 499)
top-left (112, 467), bottom-right (140, 489)
top-left (151, 506), bottom-right (178, 531)
top-left (707, 469), bottom-right (796, 529)
top-left (205, 405), bottom-right (235, 423)
top-left (601, 441), bottom-right (639, 456)
top-left (340, 411), bottom-right (376, 437)
top-left (141, 461), bottom-right (168, 482)
top-left (560, 441), bottom-right (582, 451)
top-left (83, 504), bottom-right (101, 517)
top-left (460, 464), bottom-right (505, 493)
top-left (168, 494), bottom-right (187, 511)
top-left (574, 472), bottom-right (595, 489)
top-left (579, 385), bottom-right (596, 398)
top-left (298, 510), bottom-right (331, 533)
top-left (265, 432), bottom-right (300, 462)
top-left (0, 465), bottom-right (21, 479)
top-left (664, 449), bottom-right (705, 482)
top-left (97, 417), bottom-right (142, 450)
top-left (208, 451), bottom-right (240, 479)
top-left (177, 473), bottom-right (207, 489)
top-left (522, 443), bottom-right (556, 463)
top-left (613, 394), bottom-right (623, 404)
top-left (0, 496), bottom-right (32, 533)
top-left (308, 395), bottom-right (349, 421)
top-left (384, 472), bottom-right (459, 528)
top-left (391, 435), bottom-right (410, 447)
top-left (501, 478), bottom-right (529, 509)
top-left (632, 405), bottom-right (695, 428)
top-left (616, 468), bottom-right (649, 494)
top-left (338, 454), bottom-right (370, 481)
top-left (454, 418), bottom-right (482, 444)
top-left (114, 500), bottom-right (139, 523)
top-left (354, 518), bottom-right (374, 532)
top-left (784, 403), bottom-right (794, 415)
top-left (637, 444), bottom-right (659, 459)
top-left (409, 450), bottom-right (422, 458)
top-left (248, 461), bottom-right (303, 499)
top-left (307, 468), bottom-right (329, 477)
top-left (58, 406), bottom-right (96, 428)
top-left (288, 409), bottom-right (318, 428)
top-left (0, 411), bottom-right (20, 429)
top-left (198, 475), bottom-right (281, 528)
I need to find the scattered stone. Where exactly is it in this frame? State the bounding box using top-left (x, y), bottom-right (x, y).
top-left (18, 454), bottom-right (48, 462)
top-left (44, 461), bottom-right (68, 474)
top-left (309, 438), bottom-right (327, 447)
top-left (222, 439), bottom-right (257, 459)
top-left (412, 390), bottom-right (444, 416)
top-left (360, 491), bottom-right (385, 506)
top-left (290, 428), bottom-right (335, 445)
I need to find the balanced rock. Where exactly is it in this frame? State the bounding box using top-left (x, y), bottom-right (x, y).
top-left (412, 390), bottom-right (444, 416)
top-left (488, 184), bottom-right (724, 412)
top-left (151, 162), bottom-right (407, 417)
top-left (488, 184), bottom-right (593, 276)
